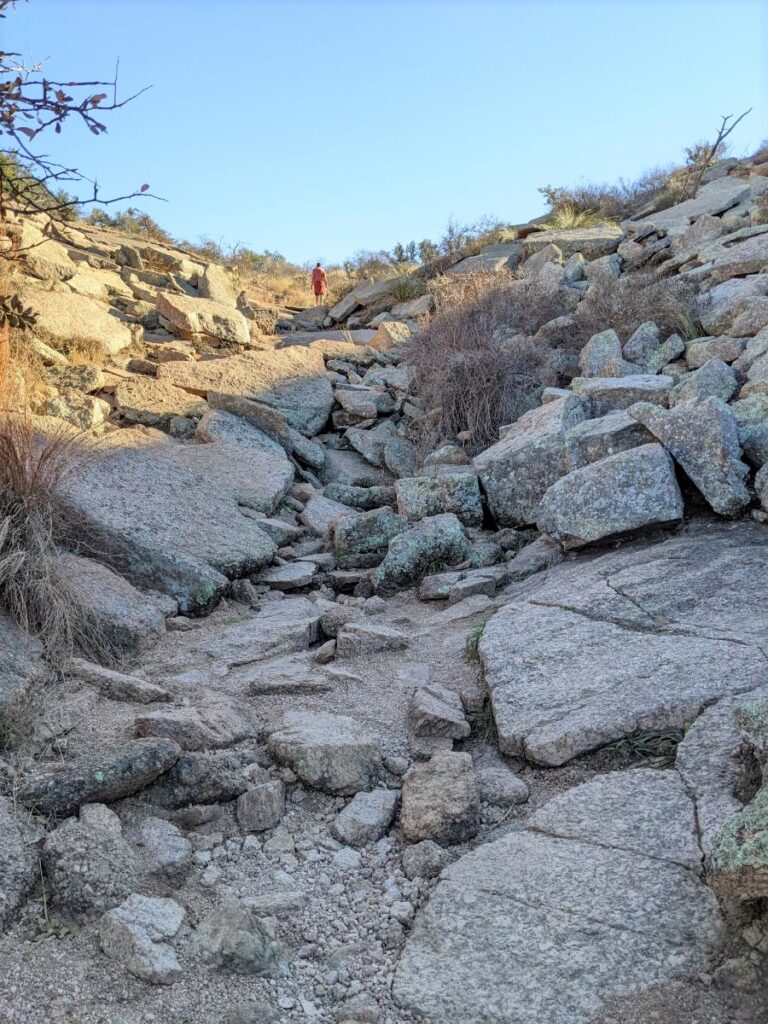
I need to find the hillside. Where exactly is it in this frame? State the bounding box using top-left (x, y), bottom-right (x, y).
top-left (1, 147), bottom-right (768, 1024)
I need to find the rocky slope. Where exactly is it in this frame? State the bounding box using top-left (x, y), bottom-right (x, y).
top-left (1, 152), bottom-right (768, 1024)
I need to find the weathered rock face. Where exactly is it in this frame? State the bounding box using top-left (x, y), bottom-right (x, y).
top-left (629, 398), bottom-right (750, 516)
top-left (0, 796), bottom-right (43, 931)
top-left (474, 396), bottom-right (587, 526)
top-left (100, 894), bottom-right (186, 986)
top-left (537, 443), bottom-right (684, 548)
top-left (372, 514), bottom-right (468, 595)
top-left (58, 552), bottom-right (166, 656)
top-left (266, 711), bottom-right (381, 794)
top-left (480, 522), bottom-right (768, 765)
top-left (400, 751), bottom-right (480, 846)
top-left (197, 900), bottom-right (287, 975)
top-left (43, 804), bottom-right (140, 916)
top-left (523, 223), bottom-right (625, 258)
top-left (565, 410), bottom-right (654, 469)
top-left (17, 738), bottom-right (181, 817)
top-left (60, 432), bottom-right (278, 613)
top-left (571, 374), bottom-right (673, 414)
top-left (156, 290), bottom-right (251, 346)
top-left (0, 612), bottom-right (45, 709)
top-left (114, 377), bottom-right (205, 427)
top-left (711, 783), bottom-right (768, 900)
top-left (331, 789), bottom-right (399, 847)
top-left (22, 285), bottom-right (134, 355)
top-left (394, 771), bottom-right (722, 1024)
top-left (676, 689), bottom-right (768, 860)
top-left (395, 474), bottom-right (483, 527)
top-left (157, 347), bottom-right (334, 435)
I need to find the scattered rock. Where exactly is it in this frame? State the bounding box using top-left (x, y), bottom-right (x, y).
top-left (100, 894), bottom-right (186, 985)
top-left (331, 789), bottom-right (399, 847)
top-left (197, 899), bottom-right (287, 975)
top-left (267, 711), bottom-right (381, 794)
top-left (537, 443), bottom-right (683, 548)
top-left (400, 751), bottom-right (480, 846)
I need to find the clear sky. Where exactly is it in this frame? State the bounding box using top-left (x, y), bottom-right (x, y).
top-left (6, 0), bottom-right (767, 264)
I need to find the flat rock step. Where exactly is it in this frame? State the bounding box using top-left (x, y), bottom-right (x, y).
top-left (393, 770), bottom-right (722, 1024)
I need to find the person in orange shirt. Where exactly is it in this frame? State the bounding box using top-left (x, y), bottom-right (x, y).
top-left (311, 262), bottom-right (328, 306)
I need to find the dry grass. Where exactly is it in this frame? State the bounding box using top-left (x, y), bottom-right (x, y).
top-left (541, 205), bottom-right (608, 229)
top-left (573, 271), bottom-right (701, 345)
top-left (0, 411), bottom-right (106, 668)
top-left (755, 191), bottom-right (768, 226)
top-left (61, 337), bottom-right (107, 365)
top-left (410, 272), bottom-right (573, 451)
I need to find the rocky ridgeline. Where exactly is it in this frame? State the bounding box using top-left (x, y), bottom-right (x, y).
top-left (1, 153), bottom-right (768, 1023)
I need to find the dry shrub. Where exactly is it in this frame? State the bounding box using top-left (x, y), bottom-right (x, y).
top-left (755, 191), bottom-right (768, 226)
top-left (0, 411), bottom-right (105, 667)
top-left (410, 272), bottom-right (572, 451)
top-left (573, 271), bottom-right (700, 346)
top-left (62, 337), bottom-right (107, 365)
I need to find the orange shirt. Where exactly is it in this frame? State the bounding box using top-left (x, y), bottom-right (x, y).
top-left (312, 267), bottom-right (327, 293)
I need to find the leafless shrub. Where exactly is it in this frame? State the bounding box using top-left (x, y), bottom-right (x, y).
top-left (0, 411), bottom-right (106, 667)
top-left (409, 272), bottom-right (572, 451)
top-left (573, 271), bottom-right (700, 346)
top-left (540, 111), bottom-right (752, 224)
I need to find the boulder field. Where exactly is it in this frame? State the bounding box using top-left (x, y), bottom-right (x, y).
top-left (2, 155), bottom-right (768, 1023)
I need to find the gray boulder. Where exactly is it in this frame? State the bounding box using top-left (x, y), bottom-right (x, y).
top-left (401, 840), bottom-right (450, 880)
top-left (197, 900), bottom-right (287, 975)
top-left (0, 612), bottom-right (44, 710)
top-left (100, 894), bottom-right (186, 985)
top-left (400, 751), bottom-right (480, 846)
top-left (393, 771), bottom-right (722, 1024)
top-left (267, 711), bottom-right (381, 794)
top-left (579, 329), bottom-right (640, 377)
top-left (669, 358), bottom-right (738, 406)
top-left (156, 291), bottom-right (250, 347)
top-left (571, 374), bottom-right (673, 415)
top-left (474, 396), bottom-right (587, 526)
top-left (0, 796), bottom-right (43, 930)
top-left (58, 553), bottom-right (166, 656)
top-left (194, 408), bottom-right (286, 456)
top-left (130, 816), bottom-right (192, 882)
top-left (18, 738), bottom-right (180, 817)
top-left (331, 788), bottom-right (399, 847)
top-left (623, 322), bottom-right (686, 372)
top-left (157, 347), bottom-right (333, 435)
top-left (629, 398), bottom-right (750, 516)
top-left (236, 778), bottom-right (286, 832)
top-left (59, 432), bottom-right (278, 614)
top-left (565, 410), bottom-right (654, 469)
top-left (685, 335), bottom-right (746, 369)
top-left (333, 507), bottom-right (406, 568)
top-left (134, 701), bottom-right (258, 751)
top-left (731, 394), bottom-right (768, 467)
top-left (676, 689), bottom-right (768, 859)
top-left (372, 514), bottom-right (468, 595)
top-left (395, 474), bottom-right (483, 527)
top-left (522, 223), bottom-right (624, 258)
top-left (43, 804), bottom-right (140, 916)
top-left (480, 522), bottom-right (768, 765)
top-left (537, 443), bottom-right (683, 548)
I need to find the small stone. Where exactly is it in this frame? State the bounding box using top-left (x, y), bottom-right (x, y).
top-left (99, 895), bottom-right (185, 985)
top-left (197, 899), bottom-right (287, 975)
top-left (402, 840), bottom-right (451, 880)
top-left (332, 789), bottom-right (399, 847)
top-left (236, 780), bottom-right (286, 833)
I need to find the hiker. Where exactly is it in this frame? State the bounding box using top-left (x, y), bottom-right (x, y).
top-left (311, 261), bottom-right (328, 306)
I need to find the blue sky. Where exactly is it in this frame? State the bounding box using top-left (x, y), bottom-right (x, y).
top-left (7, 0), bottom-right (767, 264)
